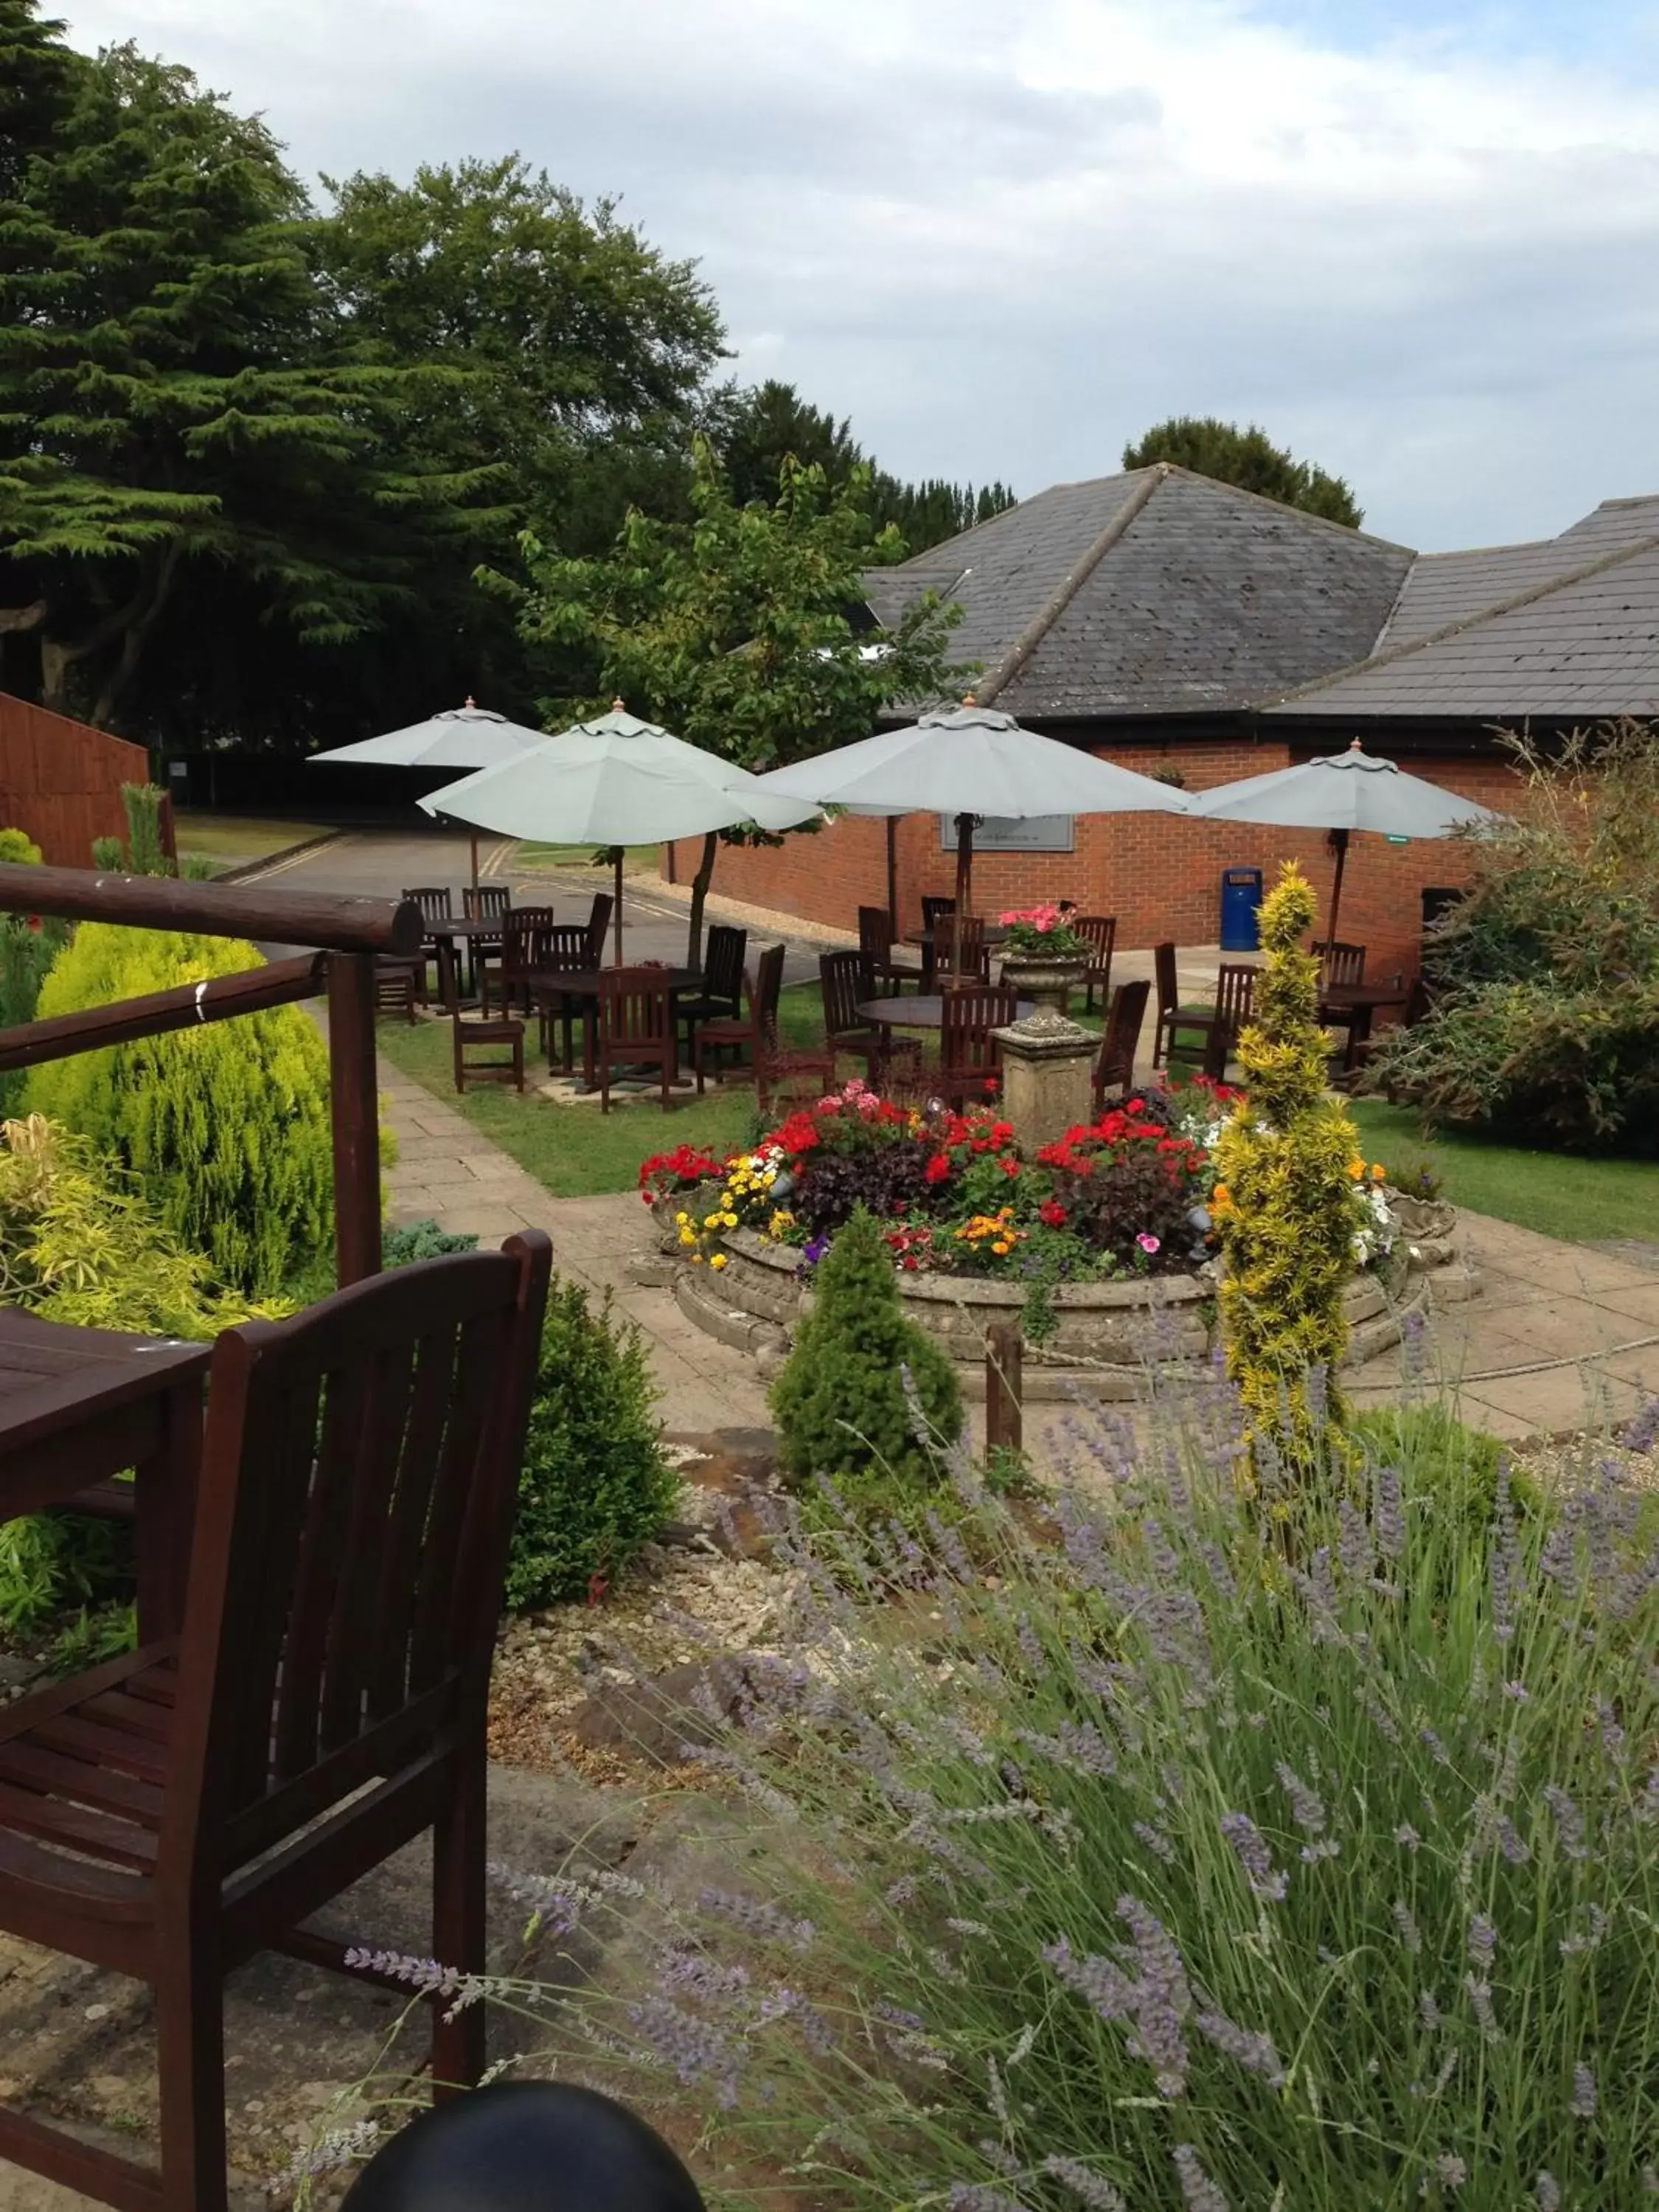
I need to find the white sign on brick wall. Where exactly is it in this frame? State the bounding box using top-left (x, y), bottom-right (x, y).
top-left (939, 814), bottom-right (1074, 853)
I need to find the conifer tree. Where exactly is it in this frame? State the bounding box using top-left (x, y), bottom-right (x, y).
top-left (1211, 863), bottom-right (1369, 1484)
top-left (771, 1206), bottom-right (963, 1490)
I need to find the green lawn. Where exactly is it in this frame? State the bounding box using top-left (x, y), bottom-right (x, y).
top-left (174, 813), bottom-right (329, 867)
top-left (1347, 1099), bottom-right (1659, 1246)
top-left (509, 841), bottom-right (658, 874)
top-left (375, 984), bottom-right (829, 1197)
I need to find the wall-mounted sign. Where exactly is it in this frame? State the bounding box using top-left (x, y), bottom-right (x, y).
top-left (939, 814), bottom-right (1074, 853)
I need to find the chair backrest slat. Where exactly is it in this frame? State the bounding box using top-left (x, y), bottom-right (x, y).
top-left (464, 885), bottom-right (510, 923)
top-left (819, 949), bottom-right (872, 1040)
top-left (857, 905), bottom-right (894, 962)
top-left (403, 886), bottom-right (453, 925)
top-left (921, 896), bottom-right (956, 933)
top-left (703, 925), bottom-right (747, 1004)
top-left (940, 984), bottom-right (1020, 1072)
top-left (1215, 962), bottom-right (1256, 1027)
top-left (753, 943), bottom-right (787, 1048)
top-left (1315, 939), bottom-right (1367, 987)
top-left (599, 968), bottom-right (672, 1048)
top-left (1077, 914), bottom-right (1116, 968)
top-left (585, 894), bottom-right (614, 963)
top-left (166, 1238), bottom-right (551, 1869)
top-left (538, 925), bottom-right (591, 973)
top-left (1153, 941), bottom-right (1178, 1016)
top-left (1096, 978), bottom-right (1150, 1098)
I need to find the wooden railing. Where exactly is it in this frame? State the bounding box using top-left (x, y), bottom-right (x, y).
top-left (0, 863), bottom-right (422, 1284)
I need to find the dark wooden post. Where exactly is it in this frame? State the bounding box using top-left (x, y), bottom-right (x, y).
top-left (328, 952), bottom-right (382, 1285)
top-left (984, 1320), bottom-right (1023, 1455)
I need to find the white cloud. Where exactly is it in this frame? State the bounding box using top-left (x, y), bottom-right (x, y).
top-left (55, 0), bottom-right (1659, 549)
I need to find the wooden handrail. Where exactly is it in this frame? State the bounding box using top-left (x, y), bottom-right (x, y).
top-left (0, 954), bottom-right (327, 1074)
top-left (0, 863), bottom-right (420, 956)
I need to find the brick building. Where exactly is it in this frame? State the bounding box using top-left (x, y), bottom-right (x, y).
top-left (667, 466), bottom-right (1659, 981)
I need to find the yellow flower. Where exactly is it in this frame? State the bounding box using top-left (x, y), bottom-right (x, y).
top-left (689, 1252), bottom-right (704, 1264)
top-left (1346, 1159), bottom-right (1364, 1180)
top-left (674, 1210), bottom-right (689, 1225)
top-left (991, 1240), bottom-right (1011, 1256)
top-left (722, 1211), bottom-right (738, 1228)
top-left (1371, 1164), bottom-right (1385, 1181)
top-left (710, 1253), bottom-right (728, 1271)
top-left (678, 1229), bottom-right (695, 1247)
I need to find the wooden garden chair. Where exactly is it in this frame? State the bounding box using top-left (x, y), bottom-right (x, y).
top-left (594, 968), bottom-right (678, 1113)
top-left (1151, 941), bottom-right (1227, 1072)
top-left (818, 949), bottom-right (919, 1088)
top-left (372, 955), bottom-right (420, 1023)
top-left (857, 905), bottom-right (922, 994)
top-left (1075, 914), bottom-right (1117, 1012)
top-left (1203, 961), bottom-right (1256, 1081)
top-left (936, 983), bottom-right (1020, 1110)
top-left (403, 885), bottom-right (455, 1003)
top-left (462, 883), bottom-right (511, 998)
top-left (1091, 978), bottom-right (1150, 1110)
top-left (481, 908), bottom-right (556, 1018)
top-left (0, 1233), bottom-right (553, 2212)
top-left (918, 895), bottom-right (956, 991)
top-left (1315, 939), bottom-right (1368, 1057)
top-left (675, 925), bottom-right (748, 1061)
top-left (695, 944), bottom-right (834, 1110)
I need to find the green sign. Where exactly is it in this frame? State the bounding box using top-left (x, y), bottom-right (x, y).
top-left (1385, 834), bottom-right (1411, 846)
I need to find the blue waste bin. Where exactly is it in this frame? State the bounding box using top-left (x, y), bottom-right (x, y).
top-left (1220, 867), bottom-right (1263, 953)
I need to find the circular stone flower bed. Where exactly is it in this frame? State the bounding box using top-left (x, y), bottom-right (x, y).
top-left (640, 1080), bottom-right (1481, 1400)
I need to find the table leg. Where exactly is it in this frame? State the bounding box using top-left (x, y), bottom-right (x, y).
top-left (133, 1374), bottom-right (204, 1642)
top-left (1344, 1004), bottom-right (1376, 1074)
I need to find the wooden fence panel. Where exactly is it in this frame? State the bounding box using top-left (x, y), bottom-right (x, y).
top-left (0, 694), bottom-right (148, 866)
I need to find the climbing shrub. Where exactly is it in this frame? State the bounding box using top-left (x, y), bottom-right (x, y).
top-left (0, 1115), bottom-right (280, 1631)
top-left (24, 925), bottom-right (334, 1295)
top-left (1211, 862), bottom-right (1367, 1482)
top-left (771, 1203), bottom-right (963, 1504)
top-left (506, 1276), bottom-right (677, 1610)
top-left (0, 827), bottom-right (67, 1114)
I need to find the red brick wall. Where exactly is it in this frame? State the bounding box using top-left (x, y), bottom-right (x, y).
top-left (0, 692), bottom-right (148, 865)
top-left (667, 742), bottom-right (1523, 987)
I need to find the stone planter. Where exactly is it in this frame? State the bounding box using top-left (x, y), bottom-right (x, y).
top-left (662, 1192), bottom-right (1481, 1402)
top-left (998, 950), bottom-right (1089, 1014)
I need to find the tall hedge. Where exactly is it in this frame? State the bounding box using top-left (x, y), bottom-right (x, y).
top-left (24, 925), bottom-right (334, 1294)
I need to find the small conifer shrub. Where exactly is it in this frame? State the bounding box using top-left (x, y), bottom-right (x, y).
top-left (770, 1205), bottom-right (964, 1494)
top-left (1211, 861), bottom-right (1366, 1479)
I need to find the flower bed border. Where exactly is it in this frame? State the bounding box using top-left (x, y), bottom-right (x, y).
top-left (662, 1194), bottom-right (1479, 1402)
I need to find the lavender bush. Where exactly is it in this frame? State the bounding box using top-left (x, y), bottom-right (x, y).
top-left (324, 1380), bottom-right (1659, 2210)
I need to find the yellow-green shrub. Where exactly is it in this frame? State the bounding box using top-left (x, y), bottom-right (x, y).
top-left (1211, 863), bottom-right (1368, 1482)
top-left (24, 925), bottom-right (334, 1295)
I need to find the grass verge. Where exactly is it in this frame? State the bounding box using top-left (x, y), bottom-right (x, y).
top-left (374, 985), bottom-right (829, 1197)
top-left (173, 814), bottom-right (330, 867)
top-left (1348, 1097), bottom-right (1659, 1246)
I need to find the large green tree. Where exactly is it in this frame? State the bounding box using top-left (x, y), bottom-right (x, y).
top-left (496, 440), bottom-right (965, 956)
top-left (0, 20), bottom-right (501, 728)
top-left (1122, 414), bottom-right (1364, 528)
top-left (710, 379), bottom-right (1015, 554)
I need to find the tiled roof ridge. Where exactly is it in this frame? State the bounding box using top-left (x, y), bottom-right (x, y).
top-left (1265, 528), bottom-right (1659, 709)
top-left (975, 466), bottom-right (1169, 704)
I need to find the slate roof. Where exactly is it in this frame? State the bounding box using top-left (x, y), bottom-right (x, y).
top-left (863, 465), bottom-right (1416, 719)
top-left (1270, 497), bottom-right (1659, 720)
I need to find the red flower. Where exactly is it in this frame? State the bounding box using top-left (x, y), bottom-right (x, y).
top-left (1000, 1156), bottom-right (1020, 1178)
top-left (1038, 1199), bottom-right (1068, 1227)
top-left (924, 1152), bottom-right (952, 1184)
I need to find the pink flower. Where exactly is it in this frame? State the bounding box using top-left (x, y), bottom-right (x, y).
top-left (1137, 1233), bottom-right (1161, 1255)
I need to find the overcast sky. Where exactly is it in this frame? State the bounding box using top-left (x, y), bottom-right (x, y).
top-left (57, 0), bottom-right (1659, 552)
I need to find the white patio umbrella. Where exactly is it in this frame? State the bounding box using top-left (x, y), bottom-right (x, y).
top-left (419, 701), bottom-right (816, 961)
top-left (308, 698), bottom-right (550, 886)
top-left (755, 695), bottom-right (1188, 970)
top-left (1185, 738), bottom-right (1506, 944)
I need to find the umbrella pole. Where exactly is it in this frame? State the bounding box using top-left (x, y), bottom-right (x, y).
top-left (952, 812), bottom-right (974, 981)
top-left (470, 830), bottom-right (479, 892)
top-left (886, 817), bottom-right (899, 929)
top-left (1326, 830), bottom-right (1350, 947)
top-left (614, 848), bottom-right (625, 965)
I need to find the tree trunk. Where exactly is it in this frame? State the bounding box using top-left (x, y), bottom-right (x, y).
top-left (686, 830), bottom-right (719, 967)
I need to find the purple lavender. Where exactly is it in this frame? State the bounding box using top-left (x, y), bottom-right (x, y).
top-left (1571, 2062), bottom-right (1597, 2118)
top-left (1392, 1899), bottom-right (1423, 1955)
top-left (1543, 1784), bottom-right (1587, 1860)
top-left (1042, 2155), bottom-right (1128, 2210)
top-left (1172, 2143), bottom-right (1231, 2211)
top-left (1220, 1812), bottom-right (1289, 1902)
top-left (1535, 2174), bottom-right (1562, 2211)
top-left (1194, 2007), bottom-right (1286, 2089)
top-left (1275, 1761), bottom-right (1328, 1839)
top-left (1372, 1461), bottom-right (1406, 1559)
top-left (1467, 1914), bottom-right (1497, 1967)
top-left (627, 1993), bottom-right (742, 2107)
top-left (696, 1888), bottom-right (815, 1952)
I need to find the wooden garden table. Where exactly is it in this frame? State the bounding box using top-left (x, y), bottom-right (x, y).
top-left (524, 964), bottom-right (700, 1087)
top-left (856, 993), bottom-right (1034, 1032)
top-left (1319, 980), bottom-right (1411, 1073)
top-left (0, 1308), bottom-right (209, 1641)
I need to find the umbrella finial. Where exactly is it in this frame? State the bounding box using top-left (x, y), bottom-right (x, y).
top-left (1348, 737), bottom-right (1363, 751)
top-left (961, 691), bottom-right (978, 707)
top-left (464, 695), bottom-right (476, 709)
top-left (612, 696), bottom-right (627, 712)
